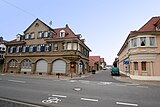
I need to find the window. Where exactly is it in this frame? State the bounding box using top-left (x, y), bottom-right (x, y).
top-left (134, 62), bottom-right (138, 70)
top-left (140, 37), bottom-right (146, 46)
top-left (150, 37), bottom-right (155, 46)
top-left (54, 43), bottom-right (58, 51)
top-left (9, 59), bottom-right (18, 67)
top-left (67, 43), bottom-right (72, 50)
top-left (131, 38), bottom-right (137, 47)
top-left (29, 45), bottom-right (34, 52)
top-left (37, 45), bottom-right (41, 51)
top-left (73, 43), bottom-right (77, 50)
top-left (21, 59), bottom-right (32, 69)
top-left (45, 44), bottom-right (52, 51)
top-left (60, 30), bottom-right (65, 37)
top-left (62, 43), bottom-right (66, 50)
top-left (44, 31), bottom-right (48, 38)
top-left (25, 34), bottom-right (29, 39)
top-left (30, 33), bottom-right (35, 39)
top-left (141, 62), bottom-right (146, 71)
top-left (23, 46), bottom-right (26, 52)
top-left (38, 32), bottom-right (44, 38)
top-left (17, 46), bottom-right (22, 53)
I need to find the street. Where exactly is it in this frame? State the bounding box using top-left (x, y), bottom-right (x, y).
top-left (0, 70), bottom-right (160, 107)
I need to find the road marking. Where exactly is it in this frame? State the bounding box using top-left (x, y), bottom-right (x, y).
top-left (125, 83), bottom-right (140, 86)
top-left (81, 97), bottom-right (98, 102)
top-left (0, 97), bottom-right (43, 107)
top-left (136, 86), bottom-right (148, 88)
top-left (98, 82), bottom-right (112, 85)
top-left (52, 94), bottom-right (67, 98)
top-left (1, 74), bottom-right (6, 76)
top-left (116, 102), bottom-right (138, 106)
top-left (116, 84), bottom-right (126, 87)
top-left (68, 80), bottom-right (77, 82)
top-left (8, 79), bottom-right (26, 83)
top-left (79, 80), bottom-right (90, 84)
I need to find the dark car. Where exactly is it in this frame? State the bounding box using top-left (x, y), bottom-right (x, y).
top-left (111, 67), bottom-right (120, 76)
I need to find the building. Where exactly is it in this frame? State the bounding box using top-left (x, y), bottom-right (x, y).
top-left (100, 58), bottom-right (106, 69)
top-left (4, 18), bottom-right (91, 76)
top-left (89, 56), bottom-right (101, 72)
top-left (117, 16), bottom-right (160, 80)
top-left (0, 37), bottom-right (7, 71)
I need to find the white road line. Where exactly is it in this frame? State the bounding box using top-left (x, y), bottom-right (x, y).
top-left (116, 84), bottom-right (126, 87)
top-left (79, 80), bottom-right (90, 84)
top-left (52, 94), bottom-right (67, 98)
top-left (116, 102), bottom-right (138, 106)
top-left (0, 97), bottom-right (43, 107)
top-left (81, 98), bottom-right (99, 102)
top-left (1, 74), bottom-right (6, 76)
top-left (125, 83), bottom-right (140, 86)
top-left (98, 82), bottom-right (112, 85)
top-left (136, 86), bottom-right (148, 88)
top-left (8, 79), bottom-right (26, 83)
top-left (68, 80), bottom-right (77, 82)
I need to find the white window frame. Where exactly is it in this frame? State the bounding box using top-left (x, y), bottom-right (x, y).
top-left (60, 30), bottom-right (65, 37)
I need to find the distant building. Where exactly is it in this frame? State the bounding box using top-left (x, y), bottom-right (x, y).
top-left (0, 37), bottom-right (7, 72)
top-left (89, 56), bottom-right (101, 71)
top-left (117, 16), bottom-right (160, 80)
top-left (4, 18), bottom-right (91, 75)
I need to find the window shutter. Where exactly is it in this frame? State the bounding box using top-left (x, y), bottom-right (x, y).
top-left (33, 46), bottom-right (37, 52)
top-left (19, 47), bottom-right (22, 52)
top-left (41, 32), bottom-right (44, 38)
top-left (40, 45), bottom-right (45, 52)
top-left (8, 47), bottom-right (10, 53)
top-left (48, 31), bottom-right (50, 37)
top-left (49, 45), bottom-right (52, 51)
top-left (26, 46), bottom-right (29, 52)
top-left (13, 47), bottom-right (16, 53)
top-left (29, 33), bottom-right (31, 39)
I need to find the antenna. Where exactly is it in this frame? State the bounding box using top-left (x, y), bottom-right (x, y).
top-left (49, 21), bottom-right (52, 27)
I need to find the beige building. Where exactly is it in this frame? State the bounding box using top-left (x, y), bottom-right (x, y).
top-left (118, 16), bottom-right (160, 80)
top-left (4, 18), bottom-right (91, 76)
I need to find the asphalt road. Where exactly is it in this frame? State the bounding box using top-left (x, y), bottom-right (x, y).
top-left (0, 70), bottom-right (160, 107)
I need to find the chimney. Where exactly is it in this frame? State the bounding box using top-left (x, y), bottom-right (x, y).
top-left (0, 37), bottom-right (3, 42)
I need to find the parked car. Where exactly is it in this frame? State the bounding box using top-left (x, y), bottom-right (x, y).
top-left (111, 67), bottom-right (120, 76)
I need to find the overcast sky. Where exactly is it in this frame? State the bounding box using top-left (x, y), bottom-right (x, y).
top-left (0, 0), bottom-right (160, 64)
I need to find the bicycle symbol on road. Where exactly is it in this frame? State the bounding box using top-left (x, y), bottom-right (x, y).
top-left (42, 97), bottom-right (61, 104)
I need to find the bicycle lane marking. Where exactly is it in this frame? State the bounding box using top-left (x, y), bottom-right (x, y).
top-left (42, 94), bottom-right (67, 104)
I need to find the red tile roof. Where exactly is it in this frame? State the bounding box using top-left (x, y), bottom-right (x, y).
top-left (89, 56), bottom-right (101, 66)
top-left (138, 16), bottom-right (160, 31)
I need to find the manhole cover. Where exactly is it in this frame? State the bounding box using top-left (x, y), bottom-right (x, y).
top-left (74, 87), bottom-right (81, 91)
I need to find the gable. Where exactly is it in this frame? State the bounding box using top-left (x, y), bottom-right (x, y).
top-left (24, 18), bottom-right (52, 34)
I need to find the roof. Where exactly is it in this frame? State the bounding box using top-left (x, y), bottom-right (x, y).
top-left (118, 16), bottom-right (160, 56)
top-left (138, 16), bottom-right (160, 31)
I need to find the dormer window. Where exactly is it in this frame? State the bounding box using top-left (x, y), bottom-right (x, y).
top-left (60, 30), bottom-right (65, 37)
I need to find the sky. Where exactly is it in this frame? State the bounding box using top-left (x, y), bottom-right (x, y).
top-left (0, 0), bottom-right (160, 65)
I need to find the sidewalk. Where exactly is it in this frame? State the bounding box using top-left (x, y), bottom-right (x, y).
top-left (114, 73), bottom-right (160, 86)
top-left (0, 72), bottom-right (92, 80)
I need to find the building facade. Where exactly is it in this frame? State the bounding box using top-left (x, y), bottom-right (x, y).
top-left (118, 16), bottom-right (160, 80)
top-left (89, 56), bottom-right (101, 72)
top-left (0, 37), bottom-right (7, 71)
top-left (4, 18), bottom-right (91, 75)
